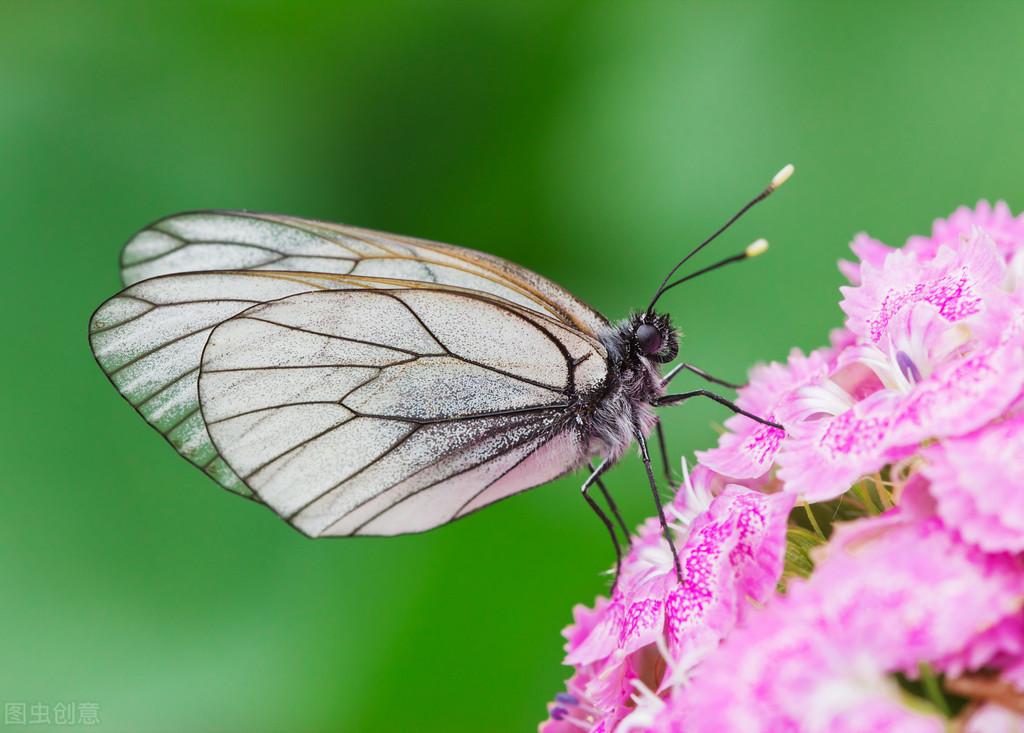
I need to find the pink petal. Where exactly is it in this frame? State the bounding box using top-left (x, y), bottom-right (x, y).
top-left (814, 513), bottom-right (1024, 675)
top-left (841, 230), bottom-right (1005, 343)
top-left (964, 703), bottom-right (1024, 733)
top-left (776, 390), bottom-right (902, 500)
top-left (698, 348), bottom-right (832, 479)
top-left (922, 412), bottom-right (1024, 553)
top-left (908, 200), bottom-right (1024, 262)
top-left (887, 339), bottom-right (1024, 446)
top-left (840, 232), bottom-right (896, 285)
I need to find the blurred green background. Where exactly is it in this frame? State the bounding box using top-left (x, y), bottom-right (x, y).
top-left (3, 1), bottom-right (1024, 731)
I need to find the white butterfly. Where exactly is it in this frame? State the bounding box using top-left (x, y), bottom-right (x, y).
top-left (90, 166), bottom-right (791, 581)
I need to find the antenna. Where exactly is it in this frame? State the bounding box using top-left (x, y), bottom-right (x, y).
top-left (655, 238), bottom-right (769, 297)
top-left (645, 164), bottom-right (793, 314)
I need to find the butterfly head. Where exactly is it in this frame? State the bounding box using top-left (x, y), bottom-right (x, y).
top-left (631, 312), bottom-right (678, 364)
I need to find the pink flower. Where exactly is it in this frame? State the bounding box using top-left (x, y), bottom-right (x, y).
top-left (843, 201), bottom-right (1024, 287)
top-left (842, 302), bottom-right (962, 395)
top-left (679, 597), bottom-right (946, 733)
top-left (776, 388), bottom-right (904, 500)
top-left (1007, 654), bottom-right (1024, 693)
top-left (697, 348), bottom-right (833, 479)
top-left (543, 472), bottom-right (793, 732)
top-left (936, 612), bottom-right (1024, 685)
top-left (567, 484), bottom-right (792, 669)
top-left (839, 233), bottom-right (895, 285)
top-left (843, 290), bottom-right (1024, 450)
top-left (809, 511), bottom-right (1024, 676)
top-left (680, 509), bottom-right (1022, 732)
top-left (963, 703), bottom-right (1024, 733)
top-left (840, 229), bottom-right (1005, 345)
top-left (907, 200), bottom-right (1024, 262)
top-left (1009, 250), bottom-right (1024, 291)
top-left (541, 599), bottom-right (623, 733)
top-left (542, 198), bottom-right (1024, 732)
top-left (885, 336), bottom-right (1024, 447)
top-left (922, 413), bottom-right (1024, 553)
top-left (775, 231), bottom-right (1023, 501)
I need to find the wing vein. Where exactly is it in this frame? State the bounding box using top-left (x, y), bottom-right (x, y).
top-left (242, 316), bottom-right (428, 358)
top-left (342, 404), bottom-right (566, 426)
top-left (451, 434), bottom-right (549, 520)
top-left (104, 324), bottom-right (215, 375)
top-left (345, 423), bottom-right (554, 535)
top-left (162, 405), bottom-right (202, 435)
top-left (381, 292), bottom-right (449, 354)
top-left (242, 414), bottom-right (358, 481)
top-left (284, 424), bottom-right (422, 520)
top-left (247, 214), bottom-right (370, 258)
top-left (203, 359), bottom-right (415, 373)
top-left (135, 365), bottom-right (199, 407)
top-left (89, 304), bottom-right (155, 334)
top-left (326, 421), bottom-right (540, 535)
top-left (206, 400), bottom-right (345, 426)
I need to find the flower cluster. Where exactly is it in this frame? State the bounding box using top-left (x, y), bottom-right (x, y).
top-left (541, 201), bottom-right (1024, 732)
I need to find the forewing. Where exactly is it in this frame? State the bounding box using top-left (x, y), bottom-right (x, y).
top-left (89, 270), bottom-right (358, 496)
top-left (121, 210), bottom-right (609, 336)
top-left (198, 288), bottom-right (607, 536)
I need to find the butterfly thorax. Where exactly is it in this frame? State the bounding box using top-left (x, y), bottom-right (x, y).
top-left (581, 313), bottom-right (677, 461)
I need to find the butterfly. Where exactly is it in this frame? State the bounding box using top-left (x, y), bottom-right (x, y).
top-left (89, 164), bottom-right (792, 585)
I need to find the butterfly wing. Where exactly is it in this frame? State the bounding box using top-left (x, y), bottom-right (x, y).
top-left (120, 210), bottom-right (609, 336)
top-left (197, 287), bottom-right (607, 536)
top-left (93, 212), bottom-right (610, 509)
top-left (89, 270), bottom-right (364, 496)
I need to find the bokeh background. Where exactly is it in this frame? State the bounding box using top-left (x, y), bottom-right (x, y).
top-left (3, 2), bottom-right (1024, 731)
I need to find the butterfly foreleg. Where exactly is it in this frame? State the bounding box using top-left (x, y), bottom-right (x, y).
top-left (660, 362), bottom-right (743, 390)
top-left (580, 459), bottom-right (624, 592)
top-left (654, 420), bottom-right (674, 485)
top-left (591, 466), bottom-right (631, 548)
top-left (634, 429), bottom-right (684, 584)
top-left (654, 389), bottom-right (782, 430)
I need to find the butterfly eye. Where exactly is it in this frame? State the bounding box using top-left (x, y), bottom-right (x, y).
top-left (635, 324), bottom-right (662, 355)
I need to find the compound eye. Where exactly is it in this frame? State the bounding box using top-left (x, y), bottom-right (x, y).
top-left (635, 324), bottom-right (662, 355)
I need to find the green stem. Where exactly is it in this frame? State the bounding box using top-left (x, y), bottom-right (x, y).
top-left (802, 502), bottom-right (826, 540)
top-left (855, 483), bottom-right (879, 515)
top-left (917, 662), bottom-right (950, 717)
top-left (872, 473), bottom-right (894, 509)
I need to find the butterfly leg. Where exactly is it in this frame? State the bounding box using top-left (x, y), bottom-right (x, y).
top-left (635, 429), bottom-right (684, 583)
top-left (654, 389), bottom-right (782, 430)
top-left (661, 363), bottom-right (743, 390)
top-left (654, 420), bottom-right (674, 485)
top-left (591, 464), bottom-right (631, 547)
top-left (581, 459), bottom-right (624, 591)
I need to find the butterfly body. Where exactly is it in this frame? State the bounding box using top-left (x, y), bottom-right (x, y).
top-left (578, 314), bottom-right (675, 463)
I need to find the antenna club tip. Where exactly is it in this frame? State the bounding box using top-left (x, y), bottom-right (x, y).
top-left (770, 163), bottom-right (795, 190)
top-left (746, 238), bottom-right (769, 258)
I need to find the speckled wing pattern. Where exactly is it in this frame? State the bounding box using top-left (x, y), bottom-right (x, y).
top-left (90, 211), bottom-right (610, 532)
